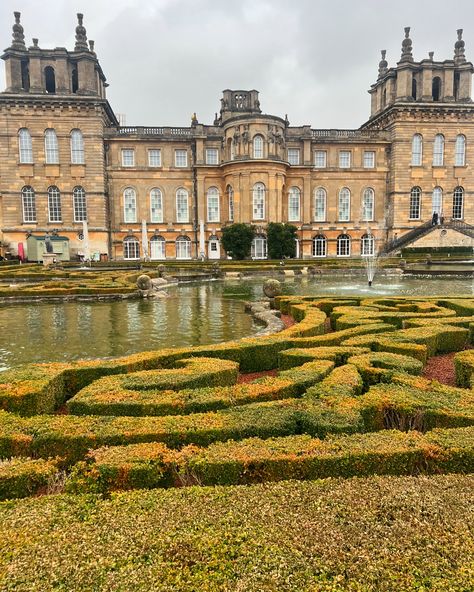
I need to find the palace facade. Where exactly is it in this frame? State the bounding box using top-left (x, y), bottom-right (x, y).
top-left (0, 14), bottom-right (473, 261)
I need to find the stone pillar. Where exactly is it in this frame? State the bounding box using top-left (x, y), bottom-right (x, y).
top-left (54, 52), bottom-right (70, 93)
top-left (421, 64), bottom-right (433, 101)
top-left (77, 56), bottom-right (97, 95)
top-left (443, 64), bottom-right (455, 101)
top-left (396, 67), bottom-right (412, 101)
top-left (458, 68), bottom-right (472, 101)
top-left (4, 56), bottom-right (22, 92)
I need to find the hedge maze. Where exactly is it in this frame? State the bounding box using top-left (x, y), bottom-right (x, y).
top-left (0, 296), bottom-right (473, 500)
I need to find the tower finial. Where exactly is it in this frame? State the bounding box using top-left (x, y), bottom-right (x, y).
top-left (400, 27), bottom-right (413, 63)
top-left (75, 13), bottom-right (89, 51)
top-left (11, 11), bottom-right (26, 50)
top-left (378, 49), bottom-right (388, 79)
top-left (454, 28), bottom-right (466, 64)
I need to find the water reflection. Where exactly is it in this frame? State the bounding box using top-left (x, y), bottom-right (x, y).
top-left (0, 272), bottom-right (472, 370)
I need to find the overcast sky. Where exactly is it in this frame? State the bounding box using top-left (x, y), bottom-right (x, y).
top-left (2, 0), bottom-right (474, 128)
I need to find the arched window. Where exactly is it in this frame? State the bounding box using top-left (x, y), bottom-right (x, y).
top-left (453, 186), bottom-right (464, 220)
top-left (123, 236), bottom-right (139, 260)
top-left (21, 186), bottom-right (36, 223)
top-left (433, 134), bottom-right (445, 166)
top-left (338, 187), bottom-right (351, 222)
top-left (18, 128), bottom-right (33, 163)
top-left (455, 134), bottom-right (466, 166)
top-left (70, 129), bottom-right (84, 164)
top-left (432, 77), bottom-right (441, 101)
top-left (123, 188), bottom-right (137, 223)
top-left (361, 188), bottom-right (375, 221)
top-left (432, 187), bottom-right (443, 216)
top-left (176, 188), bottom-right (189, 223)
top-left (251, 235), bottom-right (267, 259)
top-left (409, 187), bottom-right (421, 220)
top-left (411, 134), bottom-right (423, 166)
top-left (252, 182), bottom-right (265, 220)
top-left (44, 66), bottom-right (56, 93)
top-left (336, 234), bottom-right (351, 257)
top-left (150, 235), bottom-right (166, 260)
top-left (361, 234), bottom-right (375, 256)
top-left (44, 129), bottom-right (59, 164)
top-left (47, 186), bottom-right (62, 222)
top-left (207, 187), bottom-right (220, 222)
top-left (312, 234), bottom-right (327, 258)
top-left (176, 236), bottom-right (192, 259)
top-left (73, 186), bottom-right (87, 222)
top-left (314, 187), bottom-right (326, 221)
top-left (412, 77), bottom-right (417, 100)
top-left (253, 135), bottom-right (264, 158)
top-left (150, 188), bottom-right (163, 223)
top-left (227, 185), bottom-right (234, 222)
top-left (288, 187), bottom-right (301, 221)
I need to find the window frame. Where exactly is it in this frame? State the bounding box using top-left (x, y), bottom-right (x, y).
top-left (207, 186), bottom-right (220, 222)
top-left (338, 187), bottom-right (351, 222)
top-left (287, 148), bottom-right (300, 165)
top-left (361, 188), bottom-right (375, 222)
top-left (288, 187), bottom-right (301, 222)
top-left (175, 149), bottom-right (188, 168)
top-left (44, 129), bottom-right (59, 164)
top-left (227, 185), bottom-right (234, 222)
top-left (251, 235), bottom-right (267, 260)
top-left (18, 128), bottom-right (33, 164)
top-left (123, 236), bottom-right (140, 260)
top-left (47, 185), bottom-right (62, 223)
top-left (339, 150), bottom-right (351, 168)
top-left (361, 234), bottom-right (375, 256)
top-left (314, 150), bottom-right (327, 168)
top-left (73, 186), bottom-right (87, 222)
top-left (253, 135), bottom-right (264, 159)
top-left (432, 186), bottom-right (443, 216)
top-left (453, 186), bottom-right (464, 220)
top-left (70, 129), bottom-right (84, 164)
top-left (176, 236), bottom-right (192, 260)
top-left (205, 148), bottom-right (219, 165)
top-left (252, 182), bottom-right (265, 220)
top-left (312, 235), bottom-right (327, 258)
top-left (455, 134), bottom-right (466, 166)
top-left (409, 187), bottom-right (421, 220)
top-left (123, 187), bottom-right (137, 223)
top-left (363, 151), bottom-right (375, 169)
top-left (336, 234), bottom-right (351, 257)
top-left (176, 188), bottom-right (189, 223)
top-left (148, 149), bottom-right (162, 167)
top-left (314, 187), bottom-right (327, 222)
top-left (21, 186), bottom-right (36, 223)
top-left (433, 134), bottom-right (445, 166)
top-left (411, 134), bottom-right (423, 166)
top-left (150, 188), bottom-right (164, 223)
top-left (121, 149), bottom-right (135, 167)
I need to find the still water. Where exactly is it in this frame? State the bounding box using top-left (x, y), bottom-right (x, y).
top-left (0, 272), bottom-right (472, 370)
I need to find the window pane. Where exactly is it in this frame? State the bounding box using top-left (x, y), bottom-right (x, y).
top-left (206, 149), bottom-right (219, 165)
top-left (45, 129), bottom-right (59, 164)
top-left (22, 186), bottom-right (36, 222)
top-left (19, 128), bottom-right (33, 163)
top-left (314, 150), bottom-right (327, 168)
top-left (73, 186), bottom-right (87, 222)
top-left (453, 187), bottom-right (464, 219)
top-left (148, 149), bottom-right (161, 167)
top-left (288, 187), bottom-right (300, 221)
top-left (337, 235), bottom-right (351, 257)
top-left (176, 237), bottom-right (191, 259)
top-left (363, 151), bottom-right (375, 168)
top-left (122, 150), bottom-right (135, 167)
top-left (124, 238), bottom-right (139, 259)
top-left (339, 151), bottom-right (351, 168)
top-left (150, 236), bottom-right (166, 260)
top-left (176, 189), bottom-right (189, 222)
top-left (314, 188), bottom-right (326, 221)
top-left (455, 135), bottom-right (466, 166)
top-left (288, 149), bottom-right (300, 165)
top-left (48, 186), bottom-right (62, 222)
top-left (433, 134), bottom-right (444, 166)
top-left (361, 235), bottom-right (374, 256)
top-left (251, 236), bottom-right (267, 259)
top-left (124, 188), bottom-right (137, 223)
top-left (207, 187), bottom-right (220, 222)
top-left (71, 130), bottom-right (84, 164)
top-left (253, 183), bottom-right (265, 220)
top-left (228, 186), bottom-right (234, 222)
top-left (338, 188), bottom-right (350, 221)
top-left (409, 187), bottom-right (421, 220)
top-left (362, 188), bottom-right (374, 221)
top-left (432, 187), bottom-right (442, 215)
top-left (312, 235), bottom-right (326, 257)
top-left (253, 136), bottom-right (263, 158)
top-left (412, 134), bottom-right (423, 166)
top-left (150, 188), bottom-right (163, 223)
top-left (175, 150), bottom-right (187, 167)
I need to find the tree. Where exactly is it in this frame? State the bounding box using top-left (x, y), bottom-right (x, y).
top-left (267, 223), bottom-right (298, 259)
top-left (221, 224), bottom-right (255, 260)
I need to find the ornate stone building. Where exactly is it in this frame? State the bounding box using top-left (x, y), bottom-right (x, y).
top-left (0, 14), bottom-right (472, 261)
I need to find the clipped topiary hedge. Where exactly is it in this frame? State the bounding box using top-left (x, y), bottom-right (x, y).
top-left (0, 457), bottom-right (59, 500)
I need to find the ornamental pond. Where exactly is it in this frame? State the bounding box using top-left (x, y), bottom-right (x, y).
top-left (0, 271), bottom-right (472, 371)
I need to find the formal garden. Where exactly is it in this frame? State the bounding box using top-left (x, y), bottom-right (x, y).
top-left (0, 290), bottom-right (473, 590)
